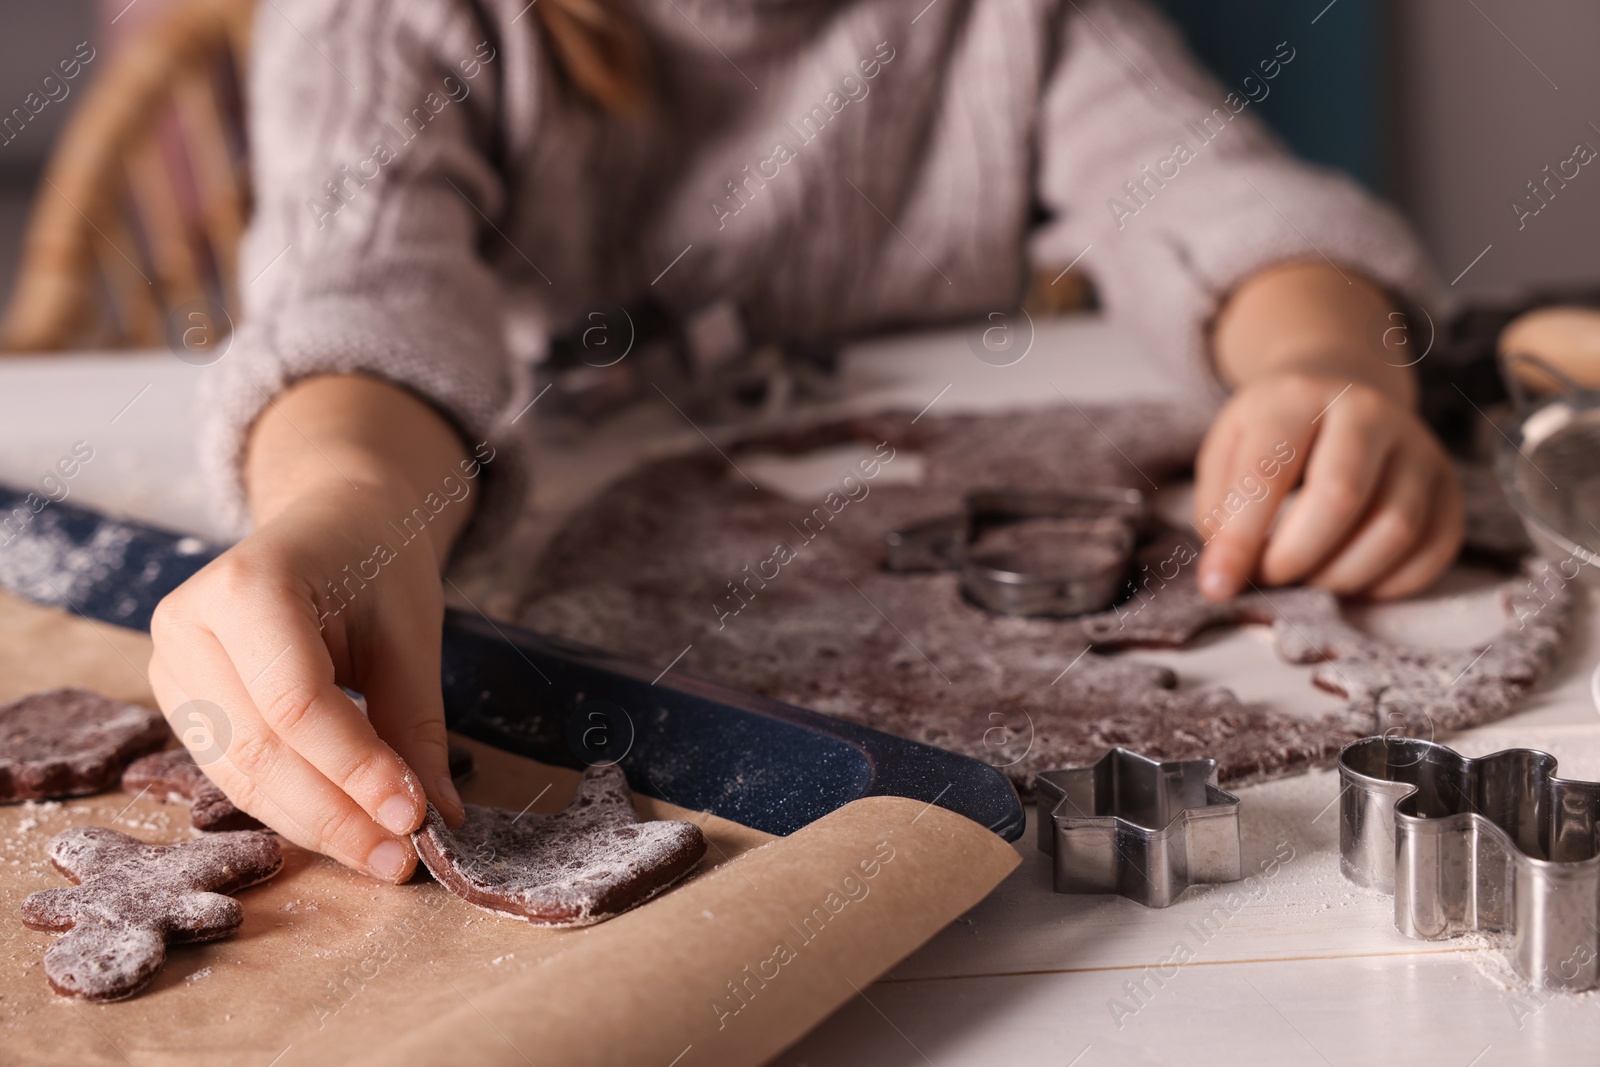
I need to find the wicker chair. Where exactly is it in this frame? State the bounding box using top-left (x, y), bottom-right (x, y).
top-left (0, 0), bottom-right (253, 352)
top-left (0, 0), bottom-right (1092, 356)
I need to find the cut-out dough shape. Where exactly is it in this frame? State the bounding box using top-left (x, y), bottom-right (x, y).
top-left (413, 764), bottom-right (706, 926)
top-left (19, 826), bottom-right (282, 1000)
top-left (1, 688), bottom-right (168, 802)
top-left (121, 749), bottom-right (263, 832)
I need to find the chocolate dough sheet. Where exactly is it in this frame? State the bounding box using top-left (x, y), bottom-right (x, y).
top-left (517, 405), bottom-right (1574, 790)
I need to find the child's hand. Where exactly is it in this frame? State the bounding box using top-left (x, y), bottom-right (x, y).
top-left (148, 375), bottom-right (474, 882)
top-left (148, 484), bottom-right (466, 881)
top-left (1192, 371), bottom-right (1463, 602)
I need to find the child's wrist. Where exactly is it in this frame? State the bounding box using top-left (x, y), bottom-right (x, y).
top-left (249, 448), bottom-right (422, 523)
top-left (1213, 260), bottom-right (1418, 408)
top-left (243, 374), bottom-right (476, 563)
top-left (1241, 352), bottom-right (1417, 408)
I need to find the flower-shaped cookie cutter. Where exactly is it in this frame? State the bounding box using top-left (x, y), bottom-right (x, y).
top-left (884, 488), bottom-right (1145, 617)
top-left (1339, 735), bottom-right (1600, 991)
top-left (1035, 748), bottom-right (1243, 908)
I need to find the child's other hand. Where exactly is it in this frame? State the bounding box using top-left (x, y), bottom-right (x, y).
top-left (1192, 371), bottom-right (1463, 603)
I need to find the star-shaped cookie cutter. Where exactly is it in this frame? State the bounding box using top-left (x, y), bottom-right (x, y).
top-left (1339, 735), bottom-right (1600, 991)
top-left (1035, 748), bottom-right (1242, 908)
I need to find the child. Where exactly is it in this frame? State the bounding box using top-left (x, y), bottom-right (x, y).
top-left (149, 0), bottom-right (1460, 880)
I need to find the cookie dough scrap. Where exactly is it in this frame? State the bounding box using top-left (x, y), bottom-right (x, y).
top-left (1, 688), bottom-right (169, 802)
top-left (19, 826), bottom-right (283, 1000)
top-left (121, 749), bottom-right (263, 832)
top-left (1083, 557), bottom-right (1571, 728)
top-left (414, 764), bottom-right (706, 927)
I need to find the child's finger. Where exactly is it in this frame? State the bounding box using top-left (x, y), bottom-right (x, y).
top-left (146, 652), bottom-right (317, 853)
top-left (1365, 472), bottom-right (1465, 600)
top-left (1306, 458), bottom-right (1436, 593)
top-left (1192, 415), bottom-right (1242, 526)
top-left (205, 595), bottom-right (428, 838)
top-left (361, 614), bottom-right (464, 826)
top-left (1260, 398), bottom-right (1394, 586)
top-left (149, 637), bottom-right (416, 882)
top-left (1194, 423), bottom-right (1310, 599)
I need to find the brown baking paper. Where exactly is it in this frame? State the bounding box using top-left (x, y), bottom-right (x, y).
top-left (0, 590), bottom-right (1021, 1066)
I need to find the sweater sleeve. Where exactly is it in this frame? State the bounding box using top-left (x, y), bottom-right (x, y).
top-left (1030, 0), bottom-right (1447, 408)
top-left (197, 0), bottom-right (533, 556)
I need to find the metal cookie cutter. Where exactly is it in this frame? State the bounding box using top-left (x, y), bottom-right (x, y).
top-left (1035, 748), bottom-right (1243, 908)
top-left (1339, 735), bottom-right (1600, 991)
top-left (884, 488), bottom-right (1145, 617)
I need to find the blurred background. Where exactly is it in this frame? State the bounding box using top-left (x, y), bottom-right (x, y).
top-left (0, 2), bottom-right (96, 304)
top-left (0, 0), bottom-right (1596, 340)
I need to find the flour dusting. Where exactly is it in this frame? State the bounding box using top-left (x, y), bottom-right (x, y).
top-left (413, 764), bottom-right (705, 926)
top-left (0, 513), bottom-right (133, 608)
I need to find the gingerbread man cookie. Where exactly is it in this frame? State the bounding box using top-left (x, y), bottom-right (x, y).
top-left (413, 764), bottom-right (706, 926)
top-left (1, 688), bottom-right (168, 802)
top-left (19, 826), bottom-right (282, 1000)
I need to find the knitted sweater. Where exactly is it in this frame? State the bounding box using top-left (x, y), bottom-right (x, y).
top-left (203, 0), bottom-right (1442, 552)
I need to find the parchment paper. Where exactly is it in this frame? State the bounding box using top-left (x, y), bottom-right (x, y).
top-left (0, 590), bottom-right (1021, 1066)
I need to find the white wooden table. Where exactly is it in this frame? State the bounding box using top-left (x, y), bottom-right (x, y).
top-left (2, 320), bottom-right (1595, 1066)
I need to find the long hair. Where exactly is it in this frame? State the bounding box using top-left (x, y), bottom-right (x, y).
top-left (532, 0), bottom-right (648, 111)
